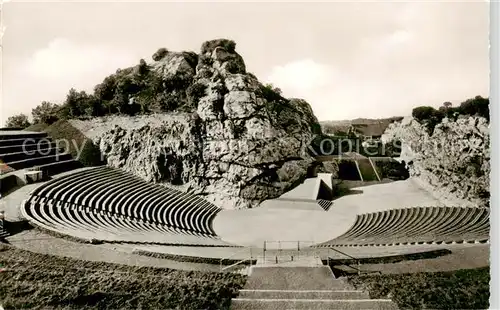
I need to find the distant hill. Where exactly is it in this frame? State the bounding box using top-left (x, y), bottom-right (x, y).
top-left (320, 117), bottom-right (404, 137)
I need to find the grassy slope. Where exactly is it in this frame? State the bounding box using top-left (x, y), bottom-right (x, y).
top-left (0, 244), bottom-right (246, 310)
top-left (348, 267), bottom-right (490, 310)
top-left (24, 122), bottom-right (49, 132)
top-left (27, 120), bottom-right (103, 167)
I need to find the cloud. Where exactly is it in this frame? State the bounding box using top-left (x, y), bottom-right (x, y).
top-left (1, 38), bottom-right (139, 125)
top-left (265, 59), bottom-right (338, 93)
top-left (21, 38), bottom-right (137, 85)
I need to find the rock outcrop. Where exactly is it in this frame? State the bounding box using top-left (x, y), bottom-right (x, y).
top-left (382, 116), bottom-right (490, 208)
top-left (96, 39), bottom-right (321, 209)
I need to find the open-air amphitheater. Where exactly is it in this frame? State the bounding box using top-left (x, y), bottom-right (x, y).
top-left (0, 128), bottom-right (491, 309)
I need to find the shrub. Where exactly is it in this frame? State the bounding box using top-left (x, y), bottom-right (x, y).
top-left (199, 54), bottom-right (214, 66)
top-left (0, 245), bottom-right (247, 310)
top-left (225, 60), bottom-right (241, 74)
top-left (412, 106), bottom-right (444, 134)
top-left (348, 267), bottom-right (490, 310)
top-left (261, 83), bottom-right (283, 103)
top-left (373, 159), bottom-right (409, 180)
top-left (201, 39), bottom-right (236, 55)
top-left (152, 47), bottom-right (168, 61)
top-left (186, 82), bottom-right (207, 108)
top-left (5, 114), bottom-right (30, 129)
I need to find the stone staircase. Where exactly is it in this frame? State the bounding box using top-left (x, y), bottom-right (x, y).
top-left (0, 211), bottom-right (8, 238)
top-left (231, 256), bottom-right (398, 309)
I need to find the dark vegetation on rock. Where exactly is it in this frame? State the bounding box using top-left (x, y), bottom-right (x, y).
top-left (412, 96), bottom-right (489, 134)
top-left (373, 160), bottom-right (410, 180)
top-left (0, 244), bottom-right (246, 310)
top-left (348, 267), bottom-right (490, 310)
top-left (384, 96), bottom-right (490, 208)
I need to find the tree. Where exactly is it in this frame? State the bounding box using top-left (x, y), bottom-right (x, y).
top-left (443, 101), bottom-right (452, 109)
top-left (412, 106), bottom-right (437, 121)
top-left (32, 101), bottom-right (60, 124)
top-left (5, 114), bottom-right (30, 129)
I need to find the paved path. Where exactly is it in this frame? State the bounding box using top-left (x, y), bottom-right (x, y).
top-left (5, 229), bottom-right (221, 272)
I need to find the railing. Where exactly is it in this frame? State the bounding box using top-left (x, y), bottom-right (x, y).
top-left (325, 247), bottom-right (380, 275)
top-left (262, 240), bottom-right (319, 264)
top-left (219, 246), bottom-right (254, 274)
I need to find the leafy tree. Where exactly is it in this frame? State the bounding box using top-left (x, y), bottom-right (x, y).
top-left (31, 101), bottom-right (60, 124)
top-left (5, 114), bottom-right (30, 128)
top-left (459, 95), bottom-right (489, 120)
top-left (412, 106), bottom-right (437, 121)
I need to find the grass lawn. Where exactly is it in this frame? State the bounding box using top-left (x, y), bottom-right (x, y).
top-left (0, 244), bottom-right (246, 309)
top-left (347, 267), bottom-right (490, 310)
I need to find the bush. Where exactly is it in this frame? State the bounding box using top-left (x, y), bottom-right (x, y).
top-left (348, 267), bottom-right (490, 310)
top-left (261, 83), bottom-right (283, 103)
top-left (186, 82), bottom-right (207, 108)
top-left (412, 96), bottom-right (490, 134)
top-left (5, 114), bottom-right (30, 129)
top-left (152, 47), bottom-right (168, 61)
top-left (412, 106), bottom-right (444, 134)
top-left (373, 159), bottom-right (409, 180)
top-left (0, 245), bottom-right (247, 310)
top-left (201, 39), bottom-right (236, 55)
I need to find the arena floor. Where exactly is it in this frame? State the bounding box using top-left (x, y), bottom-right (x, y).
top-left (213, 178), bottom-right (442, 248)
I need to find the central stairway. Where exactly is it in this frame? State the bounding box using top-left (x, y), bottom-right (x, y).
top-left (231, 252), bottom-right (398, 309)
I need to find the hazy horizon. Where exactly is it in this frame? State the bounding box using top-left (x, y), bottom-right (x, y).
top-left (0, 1), bottom-right (490, 126)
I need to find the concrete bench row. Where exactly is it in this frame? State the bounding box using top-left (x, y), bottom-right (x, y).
top-left (317, 206), bottom-right (490, 247)
top-left (25, 166), bottom-right (221, 237)
top-left (0, 133), bottom-right (80, 175)
top-left (21, 197), bottom-right (231, 246)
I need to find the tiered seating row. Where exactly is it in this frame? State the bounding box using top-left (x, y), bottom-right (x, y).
top-left (22, 197), bottom-right (230, 246)
top-left (21, 166), bottom-right (225, 245)
top-left (317, 206), bottom-right (490, 247)
top-left (0, 132), bottom-right (81, 174)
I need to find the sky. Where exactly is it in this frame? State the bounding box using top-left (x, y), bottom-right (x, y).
top-left (0, 1), bottom-right (490, 125)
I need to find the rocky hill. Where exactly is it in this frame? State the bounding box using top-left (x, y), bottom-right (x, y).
top-left (72, 39), bottom-right (322, 209)
top-left (382, 115), bottom-right (490, 208)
